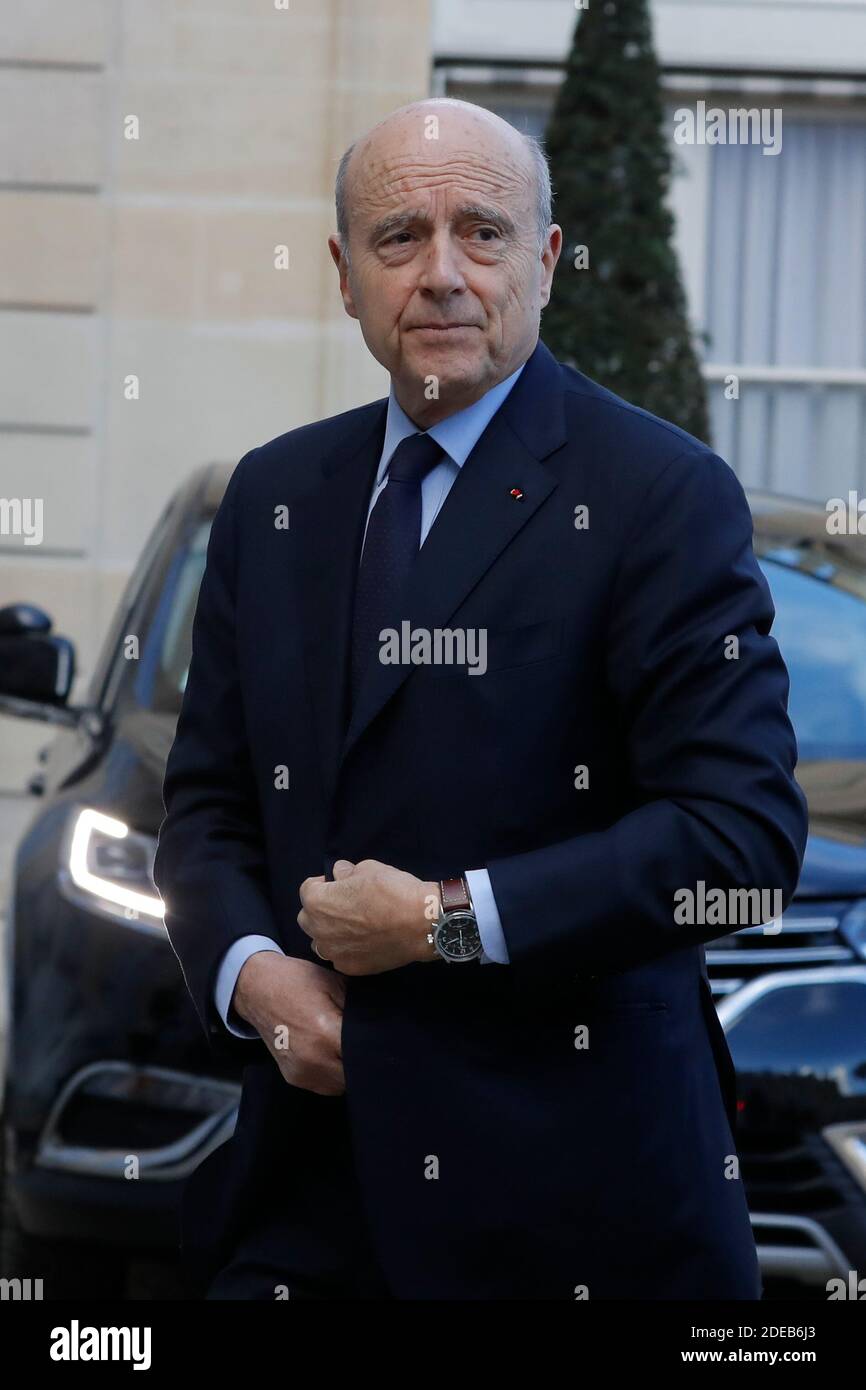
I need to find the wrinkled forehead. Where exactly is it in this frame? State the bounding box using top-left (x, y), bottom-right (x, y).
top-left (350, 117), bottom-right (535, 226)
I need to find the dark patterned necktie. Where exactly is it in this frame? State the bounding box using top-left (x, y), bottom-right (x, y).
top-left (350, 431), bottom-right (445, 703)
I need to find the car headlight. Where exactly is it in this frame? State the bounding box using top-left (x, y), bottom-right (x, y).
top-left (58, 806), bottom-right (165, 933)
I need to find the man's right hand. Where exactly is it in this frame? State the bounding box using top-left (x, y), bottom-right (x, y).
top-left (232, 952), bottom-right (346, 1096)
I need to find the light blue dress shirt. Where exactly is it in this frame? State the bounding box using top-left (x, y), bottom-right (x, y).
top-left (215, 362), bottom-right (525, 1036)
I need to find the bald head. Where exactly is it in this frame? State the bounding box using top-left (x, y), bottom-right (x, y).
top-left (335, 99), bottom-right (553, 262)
top-left (327, 97), bottom-right (562, 426)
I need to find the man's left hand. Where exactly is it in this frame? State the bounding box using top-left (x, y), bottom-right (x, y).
top-left (297, 859), bottom-right (441, 975)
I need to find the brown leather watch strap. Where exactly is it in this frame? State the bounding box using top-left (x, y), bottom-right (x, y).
top-left (439, 874), bottom-right (472, 912)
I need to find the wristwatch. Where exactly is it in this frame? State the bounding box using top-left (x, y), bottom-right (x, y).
top-left (427, 874), bottom-right (483, 962)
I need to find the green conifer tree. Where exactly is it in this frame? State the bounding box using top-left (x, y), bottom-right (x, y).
top-left (541, 0), bottom-right (710, 442)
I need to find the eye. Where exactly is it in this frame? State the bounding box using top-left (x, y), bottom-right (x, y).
top-left (383, 231), bottom-right (415, 247)
top-left (471, 226), bottom-right (501, 242)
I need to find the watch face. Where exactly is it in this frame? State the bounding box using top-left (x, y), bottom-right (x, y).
top-left (437, 910), bottom-right (481, 961)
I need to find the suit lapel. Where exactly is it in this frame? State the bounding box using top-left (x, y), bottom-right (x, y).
top-left (341, 412), bottom-right (560, 766)
top-left (289, 339), bottom-right (569, 810)
top-left (289, 401), bottom-right (386, 814)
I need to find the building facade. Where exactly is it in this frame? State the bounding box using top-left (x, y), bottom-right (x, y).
top-left (434, 0), bottom-right (866, 499)
top-left (0, 0), bottom-right (432, 787)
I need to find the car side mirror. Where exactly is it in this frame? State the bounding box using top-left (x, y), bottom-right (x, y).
top-left (0, 602), bottom-right (76, 707)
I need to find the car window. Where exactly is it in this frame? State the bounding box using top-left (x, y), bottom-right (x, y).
top-left (130, 518), bottom-right (212, 716)
top-left (89, 496), bottom-right (179, 710)
top-left (759, 554), bottom-right (866, 760)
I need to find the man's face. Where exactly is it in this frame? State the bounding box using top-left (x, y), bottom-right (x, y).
top-left (328, 109), bottom-right (561, 425)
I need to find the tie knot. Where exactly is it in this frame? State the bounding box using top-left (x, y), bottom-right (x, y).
top-left (386, 431), bottom-right (444, 486)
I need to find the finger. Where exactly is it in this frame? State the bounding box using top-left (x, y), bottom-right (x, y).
top-left (331, 859), bottom-right (355, 879)
top-left (298, 878), bottom-right (325, 909)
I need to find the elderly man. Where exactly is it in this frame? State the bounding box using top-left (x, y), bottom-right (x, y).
top-left (153, 98), bottom-right (808, 1300)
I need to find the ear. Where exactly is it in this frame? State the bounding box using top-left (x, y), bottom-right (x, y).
top-left (539, 224), bottom-right (563, 309)
top-left (328, 234), bottom-right (358, 320)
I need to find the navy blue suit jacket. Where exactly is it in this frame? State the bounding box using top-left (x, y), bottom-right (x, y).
top-left (153, 339), bottom-right (808, 1299)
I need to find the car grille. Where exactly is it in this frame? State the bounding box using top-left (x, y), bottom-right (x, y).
top-left (705, 899), bottom-right (856, 996)
top-left (738, 1126), bottom-right (851, 1216)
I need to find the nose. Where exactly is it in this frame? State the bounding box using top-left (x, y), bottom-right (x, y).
top-left (416, 230), bottom-right (467, 297)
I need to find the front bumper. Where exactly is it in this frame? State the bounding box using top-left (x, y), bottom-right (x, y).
top-left (8, 1061), bottom-right (240, 1247)
top-left (717, 963), bottom-right (866, 1291)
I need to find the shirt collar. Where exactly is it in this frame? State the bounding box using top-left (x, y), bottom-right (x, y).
top-left (377, 360), bottom-right (527, 484)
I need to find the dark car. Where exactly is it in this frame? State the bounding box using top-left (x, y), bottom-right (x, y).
top-left (0, 467), bottom-right (241, 1299)
top-left (711, 493), bottom-right (866, 1297)
top-left (1, 467), bottom-right (865, 1299)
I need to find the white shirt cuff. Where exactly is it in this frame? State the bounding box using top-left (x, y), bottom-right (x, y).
top-left (465, 868), bottom-right (510, 964)
top-left (215, 935), bottom-right (284, 1037)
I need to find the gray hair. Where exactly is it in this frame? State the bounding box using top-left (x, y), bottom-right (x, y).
top-left (334, 128), bottom-right (553, 265)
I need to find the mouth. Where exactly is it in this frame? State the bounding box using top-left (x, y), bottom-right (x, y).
top-left (408, 324), bottom-right (479, 333)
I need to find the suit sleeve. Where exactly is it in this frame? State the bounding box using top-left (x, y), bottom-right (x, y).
top-left (153, 451), bottom-right (273, 1058)
top-left (485, 447), bottom-right (809, 976)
